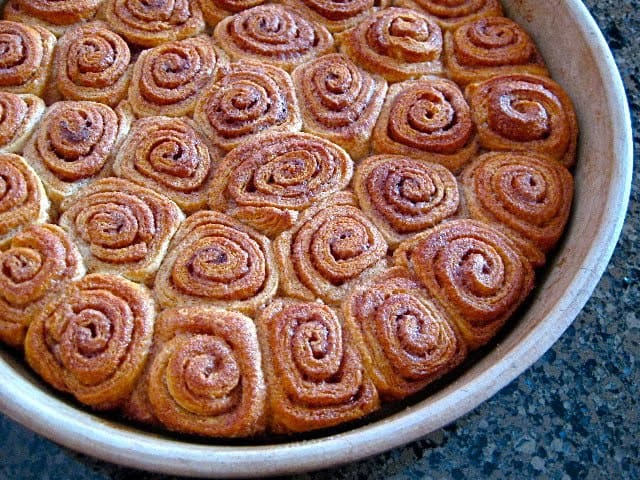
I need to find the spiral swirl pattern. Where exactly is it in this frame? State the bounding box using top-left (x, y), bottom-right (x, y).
top-left (275, 192), bottom-right (387, 305)
top-left (4, 0), bottom-right (101, 35)
top-left (344, 267), bottom-right (466, 399)
top-left (128, 36), bottom-right (227, 118)
top-left (0, 224), bottom-right (84, 347)
top-left (209, 132), bottom-right (353, 237)
top-left (198, 0), bottom-right (264, 27)
top-left (0, 153), bottom-right (49, 246)
top-left (0, 21), bottom-right (55, 96)
top-left (24, 100), bottom-right (132, 203)
top-left (154, 211), bottom-right (278, 314)
top-left (140, 306), bottom-right (267, 437)
top-left (0, 92), bottom-right (45, 154)
top-left (467, 74), bottom-right (578, 168)
top-left (58, 177), bottom-right (184, 283)
top-left (213, 4), bottom-right (334, 72)
top-left (257, 299), bottom-right (378, 433)
top-left (353, 155), bottom-right (459, 247)
top-left (101, 0), bottom-right (205, 47)
top-left (394, 219), bottom-right (534, 349)
top-left (337, 7), bottom-right (443, 82)
top-left (372, 78), bottom-right (477, 171)
top-left (24, 273), bottom-right (155, 409)
top-left (114, 116), bottom-right (216, 213)
top-left (194, 61), bottom-right (301, 152)
top-left (291, 53), bottom-right (387, 160)
top-left (280, 0), bottom-right (377, 33)
top-left (460, 152), bottom-right (573, 267)
top-left (54, 22), bottom-right (132, 107)
top-left (396, 0), bottom-right (503, 29)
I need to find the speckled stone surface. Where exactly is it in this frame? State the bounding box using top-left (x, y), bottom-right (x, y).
top-left (1, 1), bottom-right (638, 478)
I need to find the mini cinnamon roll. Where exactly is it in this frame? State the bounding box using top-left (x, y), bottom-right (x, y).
top-left (257, 298), bottom-right (379, 433)
top-left (24, 273), bottom-right (155, 410)
top-left (372, 77), bottom-right (478, 172)
top-left (466, 73), bottom-right (579, 168)
top-left (213, 4), bottom-right (334, 72)
top-left (0, 21), bottom-right (55, 96)
top-left (4, 0), bottom-right (101, 37)
top-left (292, 53), bottom-right (387, 160)
top-left (209, 132), bottom-right (353, 237)
top-left (395, 0), bottom-right (503, 30)
top-left (194, 61), bottom-right (301, 152)
top-left (336, 7), bottom-right (443, 82)
top-left (0, 92), bottom-right (45, 154)
top-left (198, 0), bottom-right (264, 27)
top-left (0, 224), bottom-right (84, 348)
top-left (279, 0), bottom-right (382, 33)
top-left (58, 177), bottom-right (185, 283)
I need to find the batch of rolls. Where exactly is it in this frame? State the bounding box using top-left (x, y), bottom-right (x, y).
top-left (0, 0), bottom-right (577, 437)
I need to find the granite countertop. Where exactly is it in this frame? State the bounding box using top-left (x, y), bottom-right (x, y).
top-left (1, 1), bottom-right (638, 478)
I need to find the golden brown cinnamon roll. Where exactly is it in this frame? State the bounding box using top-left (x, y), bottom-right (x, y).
top-left (279, 0), bottom-right (381, 33)
top-left (274, 192), bottom-right (388, 306)
top-left (24, 273), bottom-right (155, 410)
top-left (154, 210), bottom-right (278, 315)
top-left (0, 92), bottom-right (45, 154)
top-left (0, 21), bottom-right (55, 96)
top-left (395, 0), bottom-right (503, 30)
top-left (114, 116), bottom-right (218, 213)
top-left (3, 0), bottom-right (101, 37)
top-left (209, 132), bottom-right (353, 237)
top-left (99, 0), bottom-right (205, 47)
top-left (213, 4), bottom-right (334, 72)
top-left (198, 0), bottom-right (264, 27)
top-left (336, 7), bottom-right (443, 82)
top-left (353, 154), bottom-right (459, 248)
top-left (194, 61), bottom-right (301, 152)
top-left (58, 177), bottom-right (185, 283)
top-left (291, 53), bottom-right (387, 160)
top-left (53, 22), bottom-right (132, 107)
top-left (466, 74), bottom-right (579, 167)
top-left (23, 100), bottom-right (133, 204)
top-left (444, 16), bottom-right (548, 86)
top-left (343, 267), bottom-right (466, 399)
top-left (142, 306), bottom-right (266, 437)
top-left (257, 298), bottom-right (379, 433)
top-left (459, 152), bottom-right (573, 268)
top-left (0, 224), bottom-right (84, 348)
top-left (128, 36), bottom-right (228, 118)
top-left (372, 77), bottom-right (478, 172)
top-left (0, 153), bottom-right (50, 247)
top-left (394, 219), bottom-right (534, 349)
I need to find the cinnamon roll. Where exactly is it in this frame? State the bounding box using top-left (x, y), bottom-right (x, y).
top-left (213, 4), bottom-right (334, 72)
top-left (279, 0), bottom-right (382, 33)
top-left (0, 21), bottom-right (55, 96)
top-left (291, 53), bottom-right (387, 160)
top-left (395, 0), bottom-right (503, 30)
top-left (198, 0), bottom-right (264, 27)
top-left (24, 273), bottom-right (155, 409)
top-left (274, 192), bottom-right (388, 306)
top-left (53, 22), bottom-right (132, 107)
top-left (58, 177), bottom-right (185, 283)
top-left (99, 0), bottom-right (205, 47)
top-left (154, 210), bottom-right (278, 315)
top-left (336, 7), bottom-right (443, 82)
top-left (257, 298), bottom-right (379, 433)
top-left (208, 132), bottom-right (353, 237)
top-left (23, 100), bottom-right (133, 204)
top-left (114, 116), bottom-right (218, 213)
top-left (0, 153), bottom-right (50, 247)
top-left (0, 224), bottom-right (84, 348)
top-left (343, 267), bottom-right (466, 399)
top-left (466, 73), bottom-right (579, 167)
top-left (353, 154), bottom-right (459, 248)
top-left (0, 92), bottom-right (45, 154)
top-left (459, 151), bottom-right (573, 267)
top-left (143, 306), bottom-right (266, 437)
top-left (128, 36), bottom-right (228, 118)
top-left (394, 219), bottom-right (534, 349)
top-left (372, 77), bottom-right (478, 172)
top-left (3, 0), bottom-right (101, 37)
top-left (194, 61), bottom-right (302, 152)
